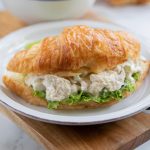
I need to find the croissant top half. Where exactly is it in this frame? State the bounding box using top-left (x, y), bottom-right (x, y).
top-left (7, 25), bottom-right (140, 74)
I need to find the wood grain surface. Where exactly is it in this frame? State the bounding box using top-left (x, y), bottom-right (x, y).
top-left (0, 11), bottom-right (150, 150)
top-left (1, 104), bottom-right (150, 150)
top-left (0, 11), bottom-right (25, 37)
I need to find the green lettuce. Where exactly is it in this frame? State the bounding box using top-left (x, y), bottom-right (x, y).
top-left (132, 72), bottom-right (140, 81)
top-left (25, 40), bottom-right (41, 49)
top-left (48, 101), bottom-right (59, 109)
top-left (33, 90), bottom-right (46, 99)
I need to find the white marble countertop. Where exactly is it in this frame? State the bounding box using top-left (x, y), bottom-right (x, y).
top-left (0, 113), bottom-right (44, 150)
top-left (0, 1), bottom-right (150, 150)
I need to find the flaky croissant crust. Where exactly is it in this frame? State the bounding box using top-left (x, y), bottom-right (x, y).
top-left (7, 25), bottom-right (140, 74)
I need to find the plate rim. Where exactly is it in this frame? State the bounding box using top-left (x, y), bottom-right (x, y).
top-left (0, 20), bottom-right (150, 125)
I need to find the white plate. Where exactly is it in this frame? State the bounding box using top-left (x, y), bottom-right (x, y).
top-left (0, 20), bottom-right (150, 125)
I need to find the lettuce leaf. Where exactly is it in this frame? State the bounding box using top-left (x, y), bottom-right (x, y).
top-left (122, 79), bottom-right (135, 92)
top-left (132, 72), bottom-right (140, 81)
top-left (33, 90), bottom-right (46, 99)
top-left (25, 40), bottom-right (41, 49)
top-left (62, 90), bottom-right (83, 105)
top-left (48, 101), bottom-right (59, 109)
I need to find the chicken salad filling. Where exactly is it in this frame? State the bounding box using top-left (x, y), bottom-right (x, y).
top-left (24, 59), bottom-right (142, 109)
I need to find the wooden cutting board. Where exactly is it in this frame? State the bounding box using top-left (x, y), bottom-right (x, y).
top-left (0, 11), bottom-right (150, 150)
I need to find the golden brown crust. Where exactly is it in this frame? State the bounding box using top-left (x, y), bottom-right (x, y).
top-left (3, 60), bottom-right (150, 110)
top-left (7, 25), bottom-right (140, 74)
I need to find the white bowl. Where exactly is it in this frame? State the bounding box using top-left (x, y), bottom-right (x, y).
top-left (2, 0), bottom-right (96, 24)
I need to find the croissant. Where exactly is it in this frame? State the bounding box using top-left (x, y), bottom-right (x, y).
top-left (7, 25), bottom-right (140, 74)
top-left (3, 25), bottom-right (150, 110)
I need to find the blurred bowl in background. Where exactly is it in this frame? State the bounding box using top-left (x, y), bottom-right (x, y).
top-left (2, 0), bottom-right (96, 24)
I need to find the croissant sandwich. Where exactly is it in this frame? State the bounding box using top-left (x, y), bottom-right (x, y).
top-left (3, 25), bottom-right (150, 110)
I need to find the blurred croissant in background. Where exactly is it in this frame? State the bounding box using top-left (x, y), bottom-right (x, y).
top-left (109, 0), bottom-right (150, 5)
